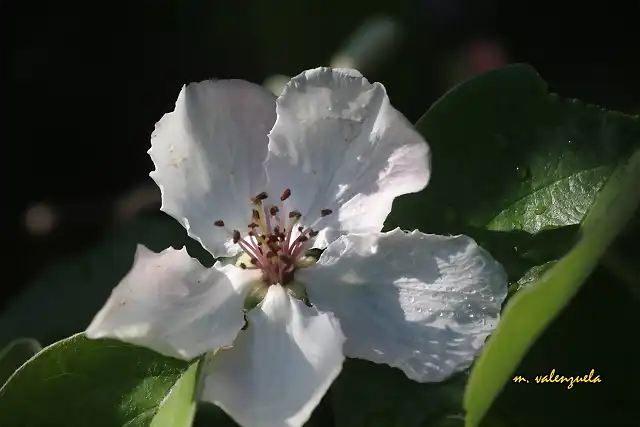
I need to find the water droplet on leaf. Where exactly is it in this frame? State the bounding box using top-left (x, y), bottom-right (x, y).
top-left (534, 204), bottom-right (548, 215)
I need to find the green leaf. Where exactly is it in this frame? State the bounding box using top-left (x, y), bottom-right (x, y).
top-left (330, 359), bottom-right (468, 427)
top-left (0, 213), bottom-right (213, 347)
top-left (0, 333), bottom-right (197, 427)
top-left (463, 149), bottom-right (640, 427)
top-left (0, 338), bottom-right (41, 387)
top-left (387, 64), bottom-right (640, 236)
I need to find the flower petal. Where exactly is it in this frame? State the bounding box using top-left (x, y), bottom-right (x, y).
top-left (149, 80), bottom-right (276, 257)
top-left (202, 285), bottom-right (345, 427)
top-left (299, 228), bottom-right (507, 382)
top-left (265, 67), bottom-right (431, 248)
top-left (86, 245), bottom-right (261, 360)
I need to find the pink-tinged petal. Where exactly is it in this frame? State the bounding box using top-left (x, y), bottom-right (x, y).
top-left (265, 67), bottom-right (430, 249)
top-left (87, 245), bottom-right (261, 359)
top-left (299, 228), bottom-right (507, 382)
top-left (149, 80), bottom-right (276, 258)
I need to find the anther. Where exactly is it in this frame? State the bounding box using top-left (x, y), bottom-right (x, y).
top-left (250, 192), bottom-right (268, 204)
top-left (214, 220), bottom-right (225, 227)
top-left (309, 229), bottom-right (319, 237)
top-left (239, 263), bottom-right (247, 269)
top-left (297, 226), bottom-right (304, 232)
top-left (298, 236), bottom-right (309, 243)
top-left (280, 188), bottom-right (292, 201)
top-left (232, 230), bottom-right (241, 243)
top-left (248, 222), bottom-right (259, 229)
top-left (250, 258), bottom-right (258, 265)
top-left (289, 210), bottom-right (302, 219)
top-left (269, 206), bottom-right (279, 216)
top-left (273, 225), bottom-right (280, 235)
top-left (252, 209), bottom-right (260, 221)
top-left (320, 209), bottom-right (333, 217)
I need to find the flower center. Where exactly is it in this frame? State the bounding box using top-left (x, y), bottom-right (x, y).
top-left (215, 189), bottom-right (332, 286)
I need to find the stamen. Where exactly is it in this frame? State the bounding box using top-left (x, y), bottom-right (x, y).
top-left (320, 209), bottom-right (333, 217)
top-left (288, 211), bottom-right (301, 219)
top-left (214, 220), bottom-right (225, 227)
top-left (297, 226), bottom-right (304, 232)
top-left (269, 206), bottom-right (279, 216)
top-left (309, 229), bottom-right (319, 237)
top-left (239, 263), bottom-right (247, 269)
top-left (252, 207), bottom-right (268, 238)
top-left (226, 227), bottom-right (265, 273)
top-left (290, 229), bottom-right (313, 259)
top-left (264, 204), bottom-right (273, 236)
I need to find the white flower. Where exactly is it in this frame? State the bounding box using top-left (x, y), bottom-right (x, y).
top-left (86, 68), bottom-right (507, 427)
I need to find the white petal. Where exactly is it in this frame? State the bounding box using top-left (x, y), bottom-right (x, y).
top-left (202, 285), bottom-right (345, 427)
top-left (86, 245), bottom-right (261, 360)
top-left (149, 80), bottom-right (276, 257)
top-left (265, 67), bottom-right (430, 248)
top-left (299, 229), bottom-right (507, 382)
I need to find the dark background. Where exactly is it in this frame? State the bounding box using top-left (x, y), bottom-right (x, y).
top-left (2, 0), bottom-right (638, 305)
top-left (1, 0), bottom-right (639, 426)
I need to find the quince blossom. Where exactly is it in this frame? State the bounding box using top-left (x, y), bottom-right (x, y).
top-left (87, 68), bottom-right (507, 427)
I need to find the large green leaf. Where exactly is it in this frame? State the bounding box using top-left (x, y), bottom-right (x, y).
top-left (387, 64), bottom-right (640, 237)
top-left (463, 149), bottom-right (640, 427)
top-left (0, 333), bottom-right (197, 427)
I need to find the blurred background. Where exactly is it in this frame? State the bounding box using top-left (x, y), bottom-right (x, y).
top-left (2, 0), bottom-right (639, 308)
top-left (1, 0), bottom-right (639, 425)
